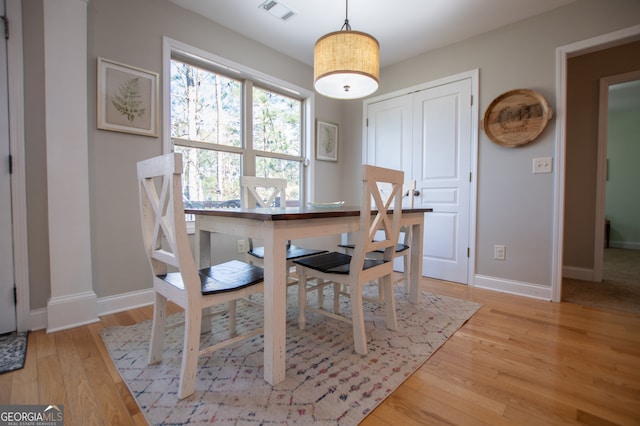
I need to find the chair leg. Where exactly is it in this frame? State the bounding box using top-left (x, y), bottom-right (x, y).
top-left (149, 292), bottom-right (167, 365)
top-left (317, 279), bottom-right (325, 307)
top-left (178, 307), bottom-right (202, 400)
top-left (350, 282), bottom-right (368, 355)
top-left (402, 254), bottom-right (410, 294)
top-left (381, 274), bottom-right (398, 331)
top-left (377, 280), bottom-right (385, 305)
top-left (228, 300), bottom-right (237, 336)
top-left (296, 266), bottom-right (307, 330)
top-left (333, 283), bottom-right (341, 313)
top-left (201, 307), bottom-right (212, 334)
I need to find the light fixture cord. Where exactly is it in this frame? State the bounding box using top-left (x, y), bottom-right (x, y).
top-left (340, 0), bottom-right (351, 31)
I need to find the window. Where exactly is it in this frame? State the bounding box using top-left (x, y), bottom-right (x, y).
top-left (168, 46), bottom-right (310, 211)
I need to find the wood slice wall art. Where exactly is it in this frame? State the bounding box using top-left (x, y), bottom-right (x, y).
top-left (483, 89), bottom-right (553, 147)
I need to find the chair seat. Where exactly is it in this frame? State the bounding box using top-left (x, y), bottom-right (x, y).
top-left (248, 245), bottom-right (327, 260)
top-left (293, 251), bottom-right (387, 275)
top-left (338, 243), bottom-right (409, 254)
top-left (160, 260), bottom-right (264, 295)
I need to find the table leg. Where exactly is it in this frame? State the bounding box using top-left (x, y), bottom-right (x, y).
top-left (409, 217), bottom-right (424, 304)
top-left (194, 220), bottom-right (211, 269)
top-left (261, 225), bottom-right (288, 385)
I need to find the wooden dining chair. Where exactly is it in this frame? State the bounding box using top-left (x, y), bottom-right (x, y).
top-left (138, 153), bottom-right (265, 399)
top-left (338, 180), bottom-right (416, 304)
top-left (294, 165), bottom-right (404, 355)
top-left (240, 176), bottom-right (327, 286)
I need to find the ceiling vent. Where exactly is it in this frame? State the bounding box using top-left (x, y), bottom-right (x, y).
top-left (259, 1), bottom-right (296, 22)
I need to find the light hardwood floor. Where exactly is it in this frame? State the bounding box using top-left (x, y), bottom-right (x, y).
top-left (2, 277), bottom-right (639, 425)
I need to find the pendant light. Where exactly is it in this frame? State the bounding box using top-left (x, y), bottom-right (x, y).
top-left (313, 0), bottom-right (379, 99)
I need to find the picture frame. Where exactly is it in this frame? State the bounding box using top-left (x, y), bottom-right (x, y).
top-left (97, 57), bottom-right (159, 137)
top-left (316, 120), bottom-right (338, 162)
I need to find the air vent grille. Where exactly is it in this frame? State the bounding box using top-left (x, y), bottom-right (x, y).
top-left (259, 1), bottom-right (296, 22)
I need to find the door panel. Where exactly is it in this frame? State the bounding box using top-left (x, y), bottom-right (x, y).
top-left (414, 79), bottom-right (472, 284)
top-left (366, 96), bottom-right (413, 174)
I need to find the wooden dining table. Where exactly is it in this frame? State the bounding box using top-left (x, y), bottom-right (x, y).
top-left (185, 204), bottom-right (432, 385)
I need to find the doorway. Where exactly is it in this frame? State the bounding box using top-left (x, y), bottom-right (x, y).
top-left (554, 25), bottom-right (640, 305)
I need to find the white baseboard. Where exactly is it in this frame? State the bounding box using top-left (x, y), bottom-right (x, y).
top-left (473, 274), bottom-right (552, 301)
top-left (97, 288), bottom-right (155, 316)
top-left (610, 241), bottom-right (640, 250)
top-left (31, 288), bottom-right (155, 332)
top-left (46, 291), bottom-right (100, 333)
top-left (562, 265), bottom-right (594, 281)
top-left (30, 308), bottom-right (48, 331)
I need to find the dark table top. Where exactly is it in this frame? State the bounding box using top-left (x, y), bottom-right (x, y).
top-left (185, 205), bottom-right (433, 221)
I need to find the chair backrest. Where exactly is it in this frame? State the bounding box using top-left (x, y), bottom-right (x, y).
top-left (240, 176), bottom-right (287, 208)
top-left (402, 180), bottom-right (416, 209)
top-left (137, 153), bottom-right (199, 294)
top-left (375, 179), bottom-right (415, 209)
top-left (373, 179), bottom-right (415, 243)
top-left (352, 165), bottom-right (404, 272)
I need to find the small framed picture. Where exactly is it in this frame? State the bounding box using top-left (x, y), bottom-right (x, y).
top-left (97, 57), bottom-right (159, 137)
top-left (316, 120), bottom-right (338, 162)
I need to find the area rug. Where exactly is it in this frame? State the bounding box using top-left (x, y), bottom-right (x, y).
top-left (0, 331), bottom-right (28, 374)
top-left (101, 286), bottom-right (481, 425)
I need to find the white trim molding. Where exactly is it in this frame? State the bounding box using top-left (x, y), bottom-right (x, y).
top-left (7, 0), bottom-right (30, 332)
top-left (474, 274), bottom-right (552, 301)
top-left (562, 266), bottom-right (595, 282)
top-left (46, 291), bottom-right (99, 333)
top-left (97, 288), bottom-right (155, 317)
top-left (30, 288), bottom-right (155, 332)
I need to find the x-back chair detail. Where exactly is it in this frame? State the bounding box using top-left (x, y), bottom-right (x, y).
top-left (137, 153), bottom-right (265, 399)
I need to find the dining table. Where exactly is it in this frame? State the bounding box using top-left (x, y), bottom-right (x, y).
top-left (185, 204), bottom-right (432, 386)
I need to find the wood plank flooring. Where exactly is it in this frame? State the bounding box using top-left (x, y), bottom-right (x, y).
top-left (2, 277), bottom-right (639, 425)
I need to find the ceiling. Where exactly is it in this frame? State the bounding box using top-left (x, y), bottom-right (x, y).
top-left (168, 0), bottom-right (577, 68)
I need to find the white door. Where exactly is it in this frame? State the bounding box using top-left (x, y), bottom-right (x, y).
top-left (366, 76), bottom-right (473, 284)
top-left (413, 79), bottom-right (472, 284)
top-left (365, 95), bottom-right (413, 174)
top-left (0, 0), bottom-right (17, 334)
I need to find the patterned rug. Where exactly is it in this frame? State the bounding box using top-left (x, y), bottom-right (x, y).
top-left (101, 286), bottom-right (481, 425)
top-left (0, 331), bottom-right (28, 374)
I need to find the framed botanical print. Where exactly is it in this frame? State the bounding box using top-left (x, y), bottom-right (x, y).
top-left (316, 120), bottom-right (338, 162)
top-left (97, 57), bottom-right (159, 137)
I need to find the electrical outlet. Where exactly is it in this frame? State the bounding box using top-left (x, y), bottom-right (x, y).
top-left (494, 244), bottom-right (506, 260)
top-left (533, 157), bottom-right (553, 174)
top-left (237, 239), bottom-right (246, 254)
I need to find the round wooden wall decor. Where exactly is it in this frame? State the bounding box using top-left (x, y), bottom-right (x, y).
top-left (483, 89), bottom-right (553, 148)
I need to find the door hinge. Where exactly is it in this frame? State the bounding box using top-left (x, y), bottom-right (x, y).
top-left (366, 118), bottom-right (369, 127)
top-left (13, 285), bottom-right (17, 305)
top-left (8, 154), bottom-right (13, 174)
top-left (467, 247), bottom-right (470, 258)
top-left (469, 172), bottom-right (472, 182)
top-left (1, 15), bottom-right (8, 40)
top-left (470, 95), bottom-right (473, 106)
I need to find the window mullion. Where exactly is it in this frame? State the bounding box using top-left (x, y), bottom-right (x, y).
top-left (254, 151), bottom-right (303, 163)
top-left (243, 79), bottom-right (255, 177)
top-left (173, 138), bottom-right (245, 155)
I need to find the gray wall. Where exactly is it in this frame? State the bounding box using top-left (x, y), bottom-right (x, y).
top-left (21, 0), bottom-right (640, 310)
top-left (340, 0), bottom-right (640, 287)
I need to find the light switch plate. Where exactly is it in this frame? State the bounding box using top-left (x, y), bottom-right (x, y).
top-left (533, 157), bottom-right (553, 174)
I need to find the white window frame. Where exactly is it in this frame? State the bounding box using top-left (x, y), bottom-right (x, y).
top-left (161, 36), bottom-right (316, 208)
